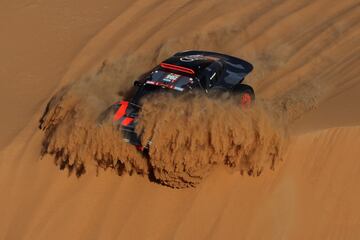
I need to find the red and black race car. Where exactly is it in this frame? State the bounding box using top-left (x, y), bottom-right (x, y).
top-left (110, 50), bottom-right (254, 152)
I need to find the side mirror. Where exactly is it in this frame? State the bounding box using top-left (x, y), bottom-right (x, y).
top-left (134, 80), bottom-right (142, 87)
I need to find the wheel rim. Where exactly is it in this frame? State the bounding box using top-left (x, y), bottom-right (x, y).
top-left (240, 93), bottom-right (252, 106)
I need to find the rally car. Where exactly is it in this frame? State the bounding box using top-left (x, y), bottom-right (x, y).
top-left (109, 50), bottom-right (254, 151)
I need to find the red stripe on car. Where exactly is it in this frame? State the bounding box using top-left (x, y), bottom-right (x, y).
top-left (160, 63), bottom-right (195, 75)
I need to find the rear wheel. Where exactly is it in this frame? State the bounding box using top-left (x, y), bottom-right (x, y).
top-left (240, 91), bottom-right (253, 107)
top-left (233, 84), bottom-right (255, 107)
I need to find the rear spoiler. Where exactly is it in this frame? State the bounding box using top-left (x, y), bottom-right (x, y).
top-left (175, 50), bottom-right (253, 84)
top-left (174, 50), bottom-right (253, 74)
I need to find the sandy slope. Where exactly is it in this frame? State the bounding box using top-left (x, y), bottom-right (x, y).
top-left (0, 0), bottom-right (134, 148)
top-left (292, 81), bottom-right (360, 134)
top-left (1, 126), bottom-right (359, 240)
top-left (1, 0), bottom-right (360, 239)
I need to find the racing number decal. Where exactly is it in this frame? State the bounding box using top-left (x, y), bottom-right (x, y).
top-left (163, 73), bottom-right (180, 83)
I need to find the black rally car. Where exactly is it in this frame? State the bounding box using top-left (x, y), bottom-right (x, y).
top-left (110, 50), bottom-right (254, 151)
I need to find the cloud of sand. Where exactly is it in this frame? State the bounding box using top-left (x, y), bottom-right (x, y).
top-left (137, 92), bottom-right (286, 187)
top-left (39, 57), bottom-right (287, 188)
top-left (39, 59), bottom-right (151, 177)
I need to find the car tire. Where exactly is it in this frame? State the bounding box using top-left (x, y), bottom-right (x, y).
top-left (233, 84), bottom-right (255, 106)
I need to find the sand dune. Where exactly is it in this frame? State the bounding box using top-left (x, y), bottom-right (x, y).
top-left (0, 0), bottom-right (135, 148)
top-left (1, 0), bottom-right (360, 239)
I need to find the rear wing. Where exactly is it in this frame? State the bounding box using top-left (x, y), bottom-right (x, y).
top-left (174, 50), bottom-right (253, 84)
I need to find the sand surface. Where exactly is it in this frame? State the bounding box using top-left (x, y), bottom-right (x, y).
top-left (1, 0), bottom-right (360, 239)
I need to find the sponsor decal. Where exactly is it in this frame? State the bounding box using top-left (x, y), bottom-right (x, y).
top-left (180, 55), bottom-right (220, 62)
top-left (145, 80), bottom-right (184, 92)
top-left (180, 55), bottom-right (203, 62)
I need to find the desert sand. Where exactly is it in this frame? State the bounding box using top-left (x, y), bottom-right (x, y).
top-left (1, 0), bottom-right (360, 239)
